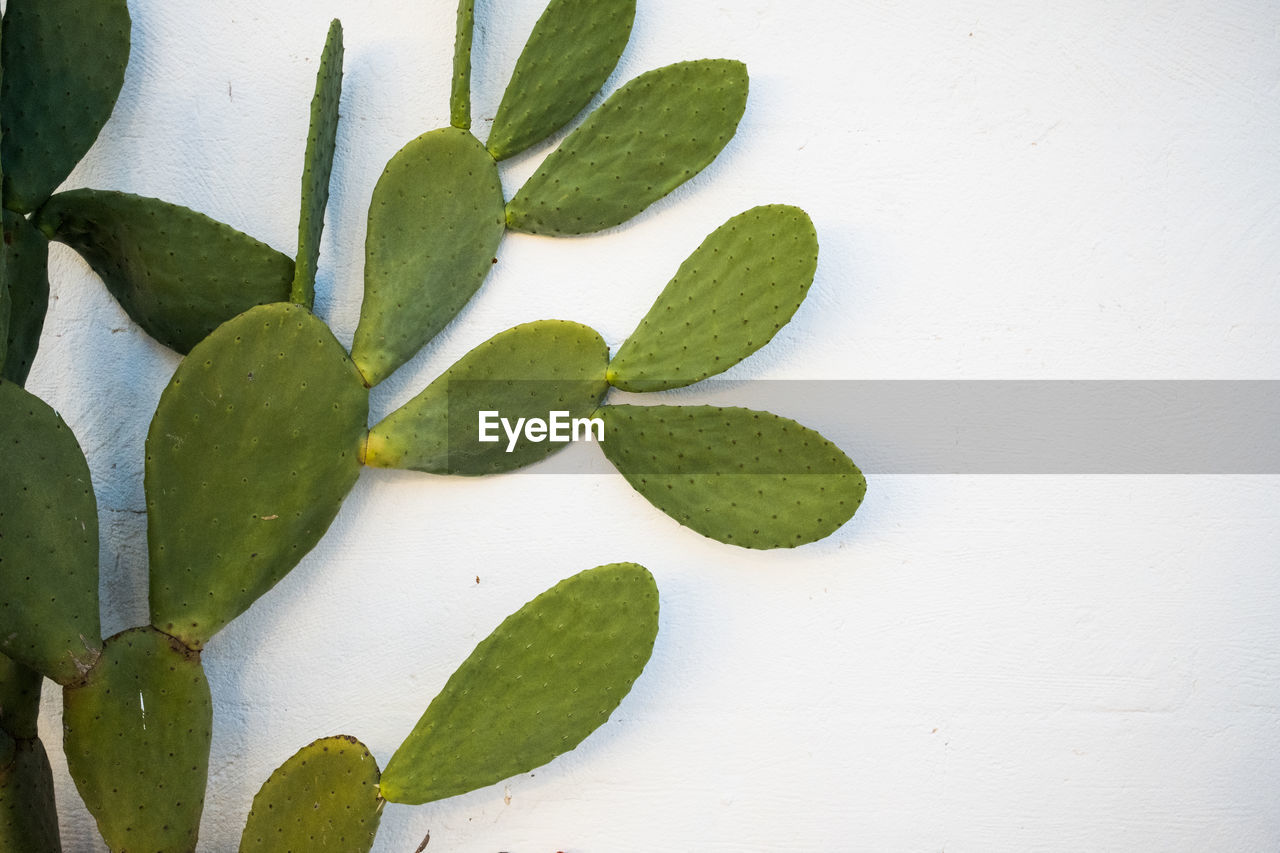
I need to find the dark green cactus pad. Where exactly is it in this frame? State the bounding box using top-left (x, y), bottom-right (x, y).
top-left (487, 0), bottom-right (636, 161)
top-left (0, 380), bottom-right (102, 684)
top-left (0, 653), bottom-right (42, 740)
top-left (451, 0), bottom-right (475, 130)
top-left (352, 127), bottom-right (504, 386)
top-left (292, 19), bottom-right (344, 309)
top-left (379, 562), bottom-right (659, 805)
top-left (62, 626), bottom-right (211, 853)
top-left (608, 205), bottom-right (819, 392)
top-left (0, 0), bottom-right (130, 214)
top-left (239, 736), bottom-right (383, 853)
top-left (1, 210), bottom-right (50, 386)
top-left (365, 320), bottom-right (609, 475)
top-left (36, 189), bottom-right (295, 354)
top-left (599, 405), bottom-right (865, 548)
top-left (0, 738), bottom-right (61, 853)
top-left (505, 59), bottom-right (748, 236)
top-left (147, 303), bottom-right (368, 649)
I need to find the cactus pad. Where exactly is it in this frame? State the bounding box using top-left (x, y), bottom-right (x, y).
top-left (1, 211), bottom-right (49, 386)
top-left (487, 0), bottom-right (636, 161)
top-left (365, 320), bottom-right (609, 475)
top-left (292, 19), bottom-right (344, 309)
top-left (62, 626), bottom-right (212, 853)
top-left (609, 205), bottom-right (819, 391)
top-left (379, 562), bottom-right (659, 805)
top-left (0, 654), bottom-right (42, 740)
top-left (0, 0), bottom-right (131, 213)
top-left (239, 735), bottom-right (383, 853)
top-left (599, 405), bottom-right (865, 548)
top-left (0, 380), bottom-right (102, 684)
top-left (36, 189), bottom-right (295, 354)
top-left (0, 738), bottom-right (61, 853)
top-left (146, 303), bottom-right (368, 649)
top-left (451, 0), bottom-right (475, 130)
top-left (505, 59), bottom-right (748, 236)
top-left (352, 127), bottom-right (504, 386)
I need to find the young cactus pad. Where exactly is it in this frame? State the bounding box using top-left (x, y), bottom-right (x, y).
top-left (292, 19), bottom-right (344, 309)
top-left (599, 404), bottom-right (866, 548)
top-left (36, 189), bottom-right (296, 354)
top-left (239, 736), bottom-right (383, 853)
top-left (1, 211), bottom-right (50, 385)
top-left (353, 127), bottom-right (504, 386)
top-left (146, 303), bottom-right (368, 649)
top-left (0, 380), bottom-right (102, 684)
top-left (0, 0), bottom-right (130, 213)
top-left (365, 319), bottom-right (610, 475)
top-left (608, 205), bottom-right (820, 392)
top-left (0, 738), bottom-right (60, 853)
top-left (379, 562), bottom-right (659, 805)
top-left (62, 626), bottom-right (212, 853)
top-left (505, 59), bottom-right (749, 236)
top-left (487, 0), bottom-right (636, 161)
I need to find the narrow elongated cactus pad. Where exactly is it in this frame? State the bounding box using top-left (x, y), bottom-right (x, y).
top-left (609, 205), bottom-right (819, 391)
top-left (292, 19), bottom-right (344, 309)
top-left (0, 0), bottom-right (130, 213)
top-left (37, 189), bottom-right (295, 354)
top-left (365, 320), bottom-right (609, 475)
top-left (62, 627), bottom-right (211, 853)
top-left (147, 303), bottom-right (368, 649)
top-left (0, 738), bottom-right (61, 853)
top-left (505, 60), bottom-right (748, 236)
top-left (599, 405), bottom-right (865, 548)
top-left (0, 654), bottom-right (43, 740)
top-left (0, 380), bottom-right (101, 684)
top-left (239, 736), bottom-right (383, 853)
top-left (380, 562), bottom-right (659, 805)
top-left (353, 128), bottom-right (504, 386)
top-left (1, 211), bottom-right (50, 386)
top-left (487, 0), bottom-right (636, 161)
top-left (451, 0), bottom-right (475, 130)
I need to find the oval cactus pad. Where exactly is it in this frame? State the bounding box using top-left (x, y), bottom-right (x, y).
top-left (292, 19), bottom-right (344, 309)
top-left (365, 320), bottom-right (609, 475)
top-left (487, 0), bottom-right (636, 161)
top-left (609, 205), bottom-right (819, 391)
top-left (37, 189), bottom-right (295, 354)
top-left (239, 736), bottom-right (383, 853)
top-left (353, 127), bottom-right (505, 386)
top-left (2, 212), bottom-right (50, 386)
top-left (0, 0), bottom-right (130, 213)
top-left (379, 562), bottom-right (659, 805)
top-left (0, 739), bottom-right (61, 853)
top-left (146, 303), bottom-right (368, 649)
top-left (62, 626), bottom-right (211, 853)
top-left (599, 405), bottom-right (865, 548)
top-left (0, 380), bottom-right (101, 685)
top-left (505, 59), bottom-right (748, 236)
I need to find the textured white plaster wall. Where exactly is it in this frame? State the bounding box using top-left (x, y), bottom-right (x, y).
top-left (23, 0), bottom-right (1280, 850)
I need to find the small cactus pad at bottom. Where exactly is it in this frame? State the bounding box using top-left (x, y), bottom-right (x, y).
top-left (239, 735), bottom-right (383, 853)
top-left (62, 626), bottom-right (212, 853)
top-left (0, 738), bottom-right (61, 853)
top-left (379, 562), bottom-right (659, 805)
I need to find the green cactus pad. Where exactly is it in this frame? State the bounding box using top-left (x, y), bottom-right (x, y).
top-left (451, 0), bottom-right (475, 130)
top-left (0, 0), bottom-right (130, 213)
top-left (505, 59), bottom-right (748, 236)
top-left (487, 0), bottom-right (636, 161)
top-left (0, 738), bottom-right (61, 853)
top-left (62, 626), bottom-right (211, 853)
top-left (599, 405), bottom-right (865, 548)
top-left (608, 205), bottom-right (819, 391)
top-left (352, 127), bottom-right (504, 386)
top-left (36, 189), bottom-right (295, 354)
top-left (239, 735), bottom-right (383, 853)
top-left (379, 562), bottom-right (659, 805)
top-left (147, 303), bottom-right (368, 649)
top-left (1, 211), bottom-right (50, 386)
top-left (365, 320), bottom-right (609, 475)
top-left (0, 380), bottom-right (102, 684)
top-left (0, 654), bottom-right (42, 740)
top-left (292, 19), bottom-right (344, 309)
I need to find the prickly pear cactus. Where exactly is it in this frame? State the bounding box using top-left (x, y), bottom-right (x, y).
top-left (1, 210), bottom-right (49, 385)
top-left (292, 19), bottom-right (344, 309)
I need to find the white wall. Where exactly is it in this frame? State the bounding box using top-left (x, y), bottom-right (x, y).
top-left (26, 0), bottom-right (1280, 850)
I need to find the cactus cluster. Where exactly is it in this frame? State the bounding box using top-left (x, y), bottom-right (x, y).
top-left (0, 0), bottom-right (866, 850)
